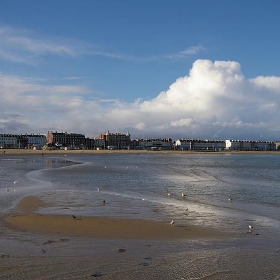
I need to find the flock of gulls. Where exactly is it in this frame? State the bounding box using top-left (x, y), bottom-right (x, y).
top-left (167, 191), bottom-right (256, 234)
top-left (3, 178), bottom-right (255, 235)
top-left (100, 164), bottom-right (257, 232)
top-left (168, 192), bottom-right (189, 226)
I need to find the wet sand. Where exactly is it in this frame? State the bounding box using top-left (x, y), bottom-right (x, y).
top-left (1, 152), bottom-right (280, 279)
top-left (2, 196), bottom-right (280, 279)
top-left (3, 196), bottom-right (229, 240)
top-left (0, 195), bottom-right (240, 279)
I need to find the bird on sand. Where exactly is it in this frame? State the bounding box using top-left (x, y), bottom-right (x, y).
top-left (170, 220), bottom-right (174, 226)
top-left (247, 225), bottom-right (254, 233)
top-left (72, 215), bottom-right (77, 219)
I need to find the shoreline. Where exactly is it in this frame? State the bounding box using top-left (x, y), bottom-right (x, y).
top-left (2, 195), bottom-right (232, 240)
top-left (1, 148), bottom-right (280, 156)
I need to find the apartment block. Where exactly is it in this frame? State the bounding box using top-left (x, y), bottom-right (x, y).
top-left (47, 131), bottom-right (86, 149)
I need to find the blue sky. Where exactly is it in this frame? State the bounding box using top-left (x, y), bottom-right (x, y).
top-left (1, 1), bottom-right (280, 140)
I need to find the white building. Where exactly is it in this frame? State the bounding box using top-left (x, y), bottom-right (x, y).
top-left (0, 134), bottom-right (47, 149)
top-left (225, 140), bottom-right (276, 151)
top-left (24, 134), bottom-right (47, 149)
top-left (175, 139), bottom-right (191, 150)
top-left (175, 139), bottom-right (225, 151)
top-left (135, 138), bottom-right (173, 150)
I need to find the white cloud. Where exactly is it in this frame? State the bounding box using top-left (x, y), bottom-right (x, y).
top-left (170, 118), bottom-right (193, 127)
top-left (250, 76), bottom-right (280, 91)
top-left (164, 45), bottom-right (204, 59)
top-left (1, 59), bottom-right (280, 140)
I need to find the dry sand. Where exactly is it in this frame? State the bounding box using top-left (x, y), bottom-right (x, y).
top-left (2, 196), bottom-right (230, 240)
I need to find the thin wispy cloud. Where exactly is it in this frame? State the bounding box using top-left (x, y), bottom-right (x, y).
top-left (64, 76), bottom-right (90, 80)
top-left (97, 45), bottom-right (205, 62)
top-left (0, 48), bottom-right (35, 64)
top-left (0, 25), bottom-right (89, 64)
top-left (8, 37), bottom-right (79, 56)
top-left (164, 45), bottom-right (204, 59)
top-left (0, 25), bottom-right (204, 64)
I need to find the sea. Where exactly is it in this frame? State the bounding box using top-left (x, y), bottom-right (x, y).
top-left (1, 152), bottom-right (280, 279)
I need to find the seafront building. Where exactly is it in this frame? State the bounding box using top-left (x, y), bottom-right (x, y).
top-left (98, 131), bottom-right (131, 149)
top-left (0, 134), bottom-right (46, 149)
top-left (175, 139), bottom-right (276, 151)
top-left (47, 131), bottom-right (86, 149)
top-left (132, 138), bottom-right (173, 150)
top-left (225, 140), bottom-right (276, 151)
top-left (0, 134), bottom-right (18, 149)
top-left (21, 134), bottom-right (47, 149)
top-left (175, 139), bottom-right (226, 151)
top-left (0, 132), bottom-right (279, 151)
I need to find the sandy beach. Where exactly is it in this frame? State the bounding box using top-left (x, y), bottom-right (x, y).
top-left (1, 195), bottom-right (280, 279)
top-left (1, 149), bottom-right (280, 279)
top-left (0, 193), bottom-right (237, 279)
top-left (3, 195), bottom-right (230, 240)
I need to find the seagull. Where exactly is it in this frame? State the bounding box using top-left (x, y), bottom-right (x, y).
top-left (167, 192), bottom-right (171, 197)
top-left (170, 220), bottom-right (174, 226)
top-left (182, 192), bottom-right (186, 197)
top-left (228, 198), bottom-right (232, 201)
top-left (97, 188), bottom-right (100, 191)
top-left (13, 180), bottom-right (18, 184)
top-left (247, 225), bottom-right (254, 233)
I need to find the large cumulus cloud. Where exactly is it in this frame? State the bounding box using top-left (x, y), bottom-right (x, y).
top-left (109, 59), bottom-right (280, 140)
top-left (1, 59), bottom-right (280, 140)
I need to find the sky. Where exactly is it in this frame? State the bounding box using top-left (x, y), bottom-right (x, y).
top-left (1, 1), bottom-right (280, 140)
